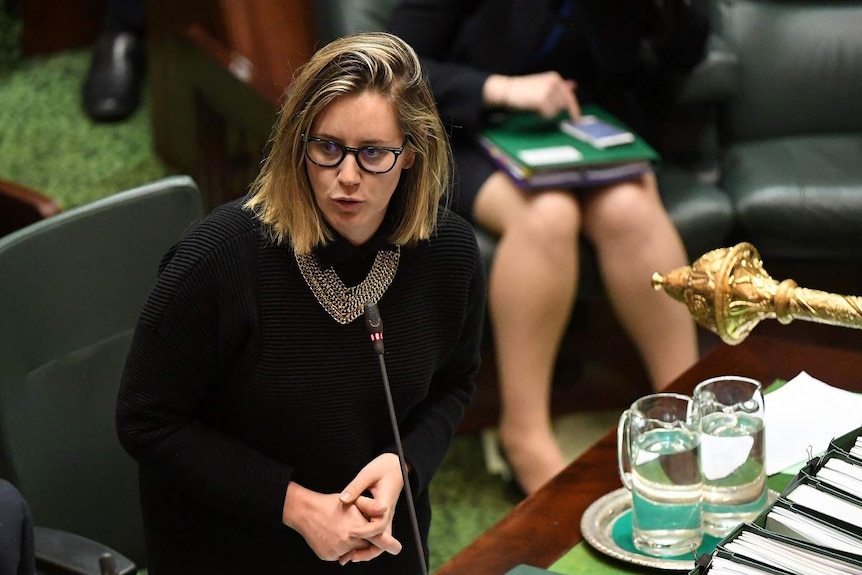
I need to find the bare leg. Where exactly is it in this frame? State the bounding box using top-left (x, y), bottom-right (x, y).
top-left (474, 173), bottom-right (580, 495)
top-left (581, 173), bottom-right (698, 389)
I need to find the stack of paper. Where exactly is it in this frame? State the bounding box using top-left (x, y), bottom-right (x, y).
top-left (764, 371), bottom-right (862, 475)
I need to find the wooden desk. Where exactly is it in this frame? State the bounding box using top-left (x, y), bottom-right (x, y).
top-left (437, 336), bottom-right (862, 575)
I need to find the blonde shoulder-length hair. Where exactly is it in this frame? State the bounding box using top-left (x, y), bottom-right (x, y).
top-left (244, 31), bottom-right (452, 254)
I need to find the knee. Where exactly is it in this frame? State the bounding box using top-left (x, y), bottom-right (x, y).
top-left (0, 480), bottom-right (34, 572)
top-left (582, 177), bottom-right (666, 240)
top-left (0, 480), bottom-right (29, 526)
top-left (519, 192), bottom-right (580, 249)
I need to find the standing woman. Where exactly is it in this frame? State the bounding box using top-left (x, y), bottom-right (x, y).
top-left (116, 32), bottom-right (485, 574)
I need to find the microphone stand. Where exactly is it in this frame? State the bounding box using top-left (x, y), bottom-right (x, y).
top-left (365, 302), bottom-right (429, 575)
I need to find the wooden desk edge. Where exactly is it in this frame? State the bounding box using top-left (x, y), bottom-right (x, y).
top-left (436, 336), bottom-right (862, 575)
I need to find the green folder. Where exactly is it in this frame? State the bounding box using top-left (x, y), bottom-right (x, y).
top-left (477, 105), bottom-right (659, 190)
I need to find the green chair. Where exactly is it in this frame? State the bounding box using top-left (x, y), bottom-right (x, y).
top-left (0, 176), bottom-right (204, 573)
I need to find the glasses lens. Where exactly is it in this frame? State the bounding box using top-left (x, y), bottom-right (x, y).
top-left (306, 140), bottom-right (344, 167)
top-left (358, 147), bottom-right (397, 172)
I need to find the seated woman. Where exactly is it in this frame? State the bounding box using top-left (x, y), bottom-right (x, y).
top-left (390, 0), bottom-right (708, 495)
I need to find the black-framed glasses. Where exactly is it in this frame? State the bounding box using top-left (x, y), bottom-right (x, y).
top-left (302, 135), bottom-right (406, 174)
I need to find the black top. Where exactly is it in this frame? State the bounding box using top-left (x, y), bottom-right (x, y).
top-left (116, 198), bottom-right (486, 574)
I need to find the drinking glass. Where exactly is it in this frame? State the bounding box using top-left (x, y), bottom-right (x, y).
top-left (694, 375), bottom-right (767, 537)
top-left (618, 393), bottom-right (703, 557)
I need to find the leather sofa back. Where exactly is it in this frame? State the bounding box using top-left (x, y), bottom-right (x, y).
top-left (712, 0), bottom-right (862, 143)
top-left (313, 0), bottom-right (400, 44)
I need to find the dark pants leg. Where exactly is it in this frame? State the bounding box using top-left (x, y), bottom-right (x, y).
top-left (83, 0), bottom-right (147, 121)
top-left (105, 0), bottom-right (146, 33)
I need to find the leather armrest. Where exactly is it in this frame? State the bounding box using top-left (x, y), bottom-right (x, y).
top-left (675, 34), bottom-right (739, 106)
top-left (34, 527), bottom-right (136, 575)
top-left (0, 179), bottom-right (61, 237)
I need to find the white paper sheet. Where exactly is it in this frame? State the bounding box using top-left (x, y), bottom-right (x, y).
top-left (517, 145), bottom-right (582, 165)
top-left (764, 371), bottom-right (862, 475)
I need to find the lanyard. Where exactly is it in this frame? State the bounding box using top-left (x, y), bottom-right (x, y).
top-left (531, 0), bottom-right (575, 65)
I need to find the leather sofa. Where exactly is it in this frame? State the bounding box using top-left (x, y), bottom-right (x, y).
top-left (711, 0), bottom-right (862, 265)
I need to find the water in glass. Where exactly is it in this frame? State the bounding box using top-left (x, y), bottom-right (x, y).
top-left (700, 412), bottom-right (767, 536)
top-left (630, 427), bottom-right (703, 556)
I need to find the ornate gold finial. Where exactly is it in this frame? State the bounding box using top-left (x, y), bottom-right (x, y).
top-left (652, 242), bottom-right (862, 345)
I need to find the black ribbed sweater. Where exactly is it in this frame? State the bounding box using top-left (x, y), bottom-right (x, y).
top-left (116, 199), bottom-right (486, 574)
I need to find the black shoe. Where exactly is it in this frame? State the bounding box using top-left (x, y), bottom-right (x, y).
top-left (496, 444), bottom-right (527, 501)
top-left (82, 30), bottom-right (145, 122)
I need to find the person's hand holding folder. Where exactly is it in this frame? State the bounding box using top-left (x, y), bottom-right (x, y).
top-left (483, 71), bottom-right (581, 120)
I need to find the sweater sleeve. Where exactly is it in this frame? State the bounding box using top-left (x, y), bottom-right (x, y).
top-left (399, 221), bottom-right (487, 494)
top-left (115, 215), bottom-right (293, 528)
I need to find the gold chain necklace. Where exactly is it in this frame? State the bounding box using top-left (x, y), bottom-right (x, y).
top-left (294, 246), bottom-right (401, 325)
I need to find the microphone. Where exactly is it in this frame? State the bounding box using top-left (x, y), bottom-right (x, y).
top-left (363, 302), bottom-right (429, 575)
top-left (364, 301), bottom-right (385, 355)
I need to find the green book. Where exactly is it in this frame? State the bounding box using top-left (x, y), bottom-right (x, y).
top-left (477, 105), bottom-right (660, 190)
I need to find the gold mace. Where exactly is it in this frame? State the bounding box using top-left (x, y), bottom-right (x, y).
top-left (651, 242), bottom-right (862, 345)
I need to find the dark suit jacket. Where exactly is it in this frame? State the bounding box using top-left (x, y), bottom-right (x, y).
top-left (389, 0), bottom-right (708, 139)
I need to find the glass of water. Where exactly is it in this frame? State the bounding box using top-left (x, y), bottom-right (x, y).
top-left (694, 375), bottom-right (767, 537)
top-left (618, 393), bottom-right (703, 557)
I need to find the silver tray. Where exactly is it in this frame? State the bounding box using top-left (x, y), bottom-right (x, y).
top-left (580, 487), bottom-right (778, 572)
top-left (581, 487), bottom-right (695, 571)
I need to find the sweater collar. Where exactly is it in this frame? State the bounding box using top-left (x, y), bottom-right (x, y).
top-left (315, 211), bottom-right (398, 285)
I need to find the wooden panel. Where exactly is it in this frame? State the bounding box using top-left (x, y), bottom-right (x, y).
top-left (147, 0), bottom-right (230, 175)
top-left (147, 0), bottom-right (316, 193)
top-left (184, 23), bottom-right (278, 209)
top-left (219, 0), bottom-right (317, 91)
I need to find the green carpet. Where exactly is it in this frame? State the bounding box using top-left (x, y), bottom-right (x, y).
top-left (0, 41), bottom-right (518, 573)
top-left (0, 49), bottom-right (173, 210)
